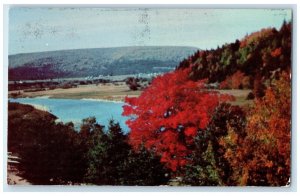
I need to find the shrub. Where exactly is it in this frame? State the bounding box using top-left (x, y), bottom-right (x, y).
top-left (246, 92), bottom-right (255, 100)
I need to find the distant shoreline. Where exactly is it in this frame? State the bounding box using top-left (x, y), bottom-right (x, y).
top-left (81, 98), bottom-right (124, 104)
top-left (12, 96), bottom-right (125, 104)
top-left (9, 82), bottom-right (142, 102)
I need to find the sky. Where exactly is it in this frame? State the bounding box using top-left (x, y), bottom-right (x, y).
top-left (8, 7), bottom-right (292, 55)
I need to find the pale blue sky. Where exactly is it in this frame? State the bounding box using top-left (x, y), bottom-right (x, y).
top-left (9, 8), bottom-right (292, 55)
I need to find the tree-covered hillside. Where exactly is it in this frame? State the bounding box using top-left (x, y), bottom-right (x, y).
top-left (123, 21), bottom-right (291, 186)
top-left (177, 21), bottom-right (291, 91)
top-left (8, 46), bottom-right (197, 80)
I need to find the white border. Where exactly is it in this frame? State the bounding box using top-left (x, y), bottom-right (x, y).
top-left (1, 1), bottom-right (299, 194)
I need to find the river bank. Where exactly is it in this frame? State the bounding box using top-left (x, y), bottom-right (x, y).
top-left (9, 82), bottom-right (142, 102)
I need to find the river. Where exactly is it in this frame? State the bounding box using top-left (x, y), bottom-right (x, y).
top-left (9, 97), bottom-right (130, 133)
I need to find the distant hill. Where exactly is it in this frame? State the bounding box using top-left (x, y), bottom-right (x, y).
top-left (8, 46), bottom-right (198, 80)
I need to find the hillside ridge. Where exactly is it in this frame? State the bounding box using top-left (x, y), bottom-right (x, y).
top-left (9, 46), bottom-right (198, 80)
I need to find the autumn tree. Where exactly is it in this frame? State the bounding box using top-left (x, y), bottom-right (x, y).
top-left (178, 22), bottom-right (291, 87)
top-left (221, 71), bottom-right (291, 186)
top-left (253, 74), bottom-right (266, 98)
top-left (123, 68), bottom-right (233, 171)
top-left (125, 77), bottom-right (141, 91)
top-left (219, 71), bottom-right (250, 89)
top-left (182, 103), bottom-right (246, 186)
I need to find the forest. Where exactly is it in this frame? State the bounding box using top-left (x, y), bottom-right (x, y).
top-left (8, 46), bottom-right (197, 80)
top-left (8, 21), bottom-right (291, 186)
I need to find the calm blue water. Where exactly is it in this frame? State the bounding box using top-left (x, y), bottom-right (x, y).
top-left (10, 98), bottom-right (130, 132)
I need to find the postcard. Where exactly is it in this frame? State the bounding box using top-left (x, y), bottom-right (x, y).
top-left (6, 7), bottom-right (292, 187)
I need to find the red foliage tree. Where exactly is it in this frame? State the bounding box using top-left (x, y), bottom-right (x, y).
top-left (123, 68), bottom-right (233, 171)
top-left (271, 47), bottom-right (282, 58)
top-left (219, 80), bottom-right (230, 89)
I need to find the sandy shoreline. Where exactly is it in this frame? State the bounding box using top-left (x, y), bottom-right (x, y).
top-left (9, 83), bottom-right (142, 102)
top-left (29, 103), bottom-right (50, 111)
top-left (80, 98), bottom-right (124, 104)
top-left (9, 83), bottom-right (252, 106)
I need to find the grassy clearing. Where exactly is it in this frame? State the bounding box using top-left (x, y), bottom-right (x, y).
top-left (217, 89), bottom-right (253, 106)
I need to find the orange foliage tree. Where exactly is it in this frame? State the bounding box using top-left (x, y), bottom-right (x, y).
top-left (123, 68), bottom-right (233, 171)
top-left (219, 71), bottom-right (250, 89)
top-left (231, 71), bottom-right (245, 89)
top-left (271, 47), bottom-right (282, 58)
top-left (221, 71), bottom-right (291, 185)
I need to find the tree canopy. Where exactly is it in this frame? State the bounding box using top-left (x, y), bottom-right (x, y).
top-left (123, 68), bottom-right (233, 171)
